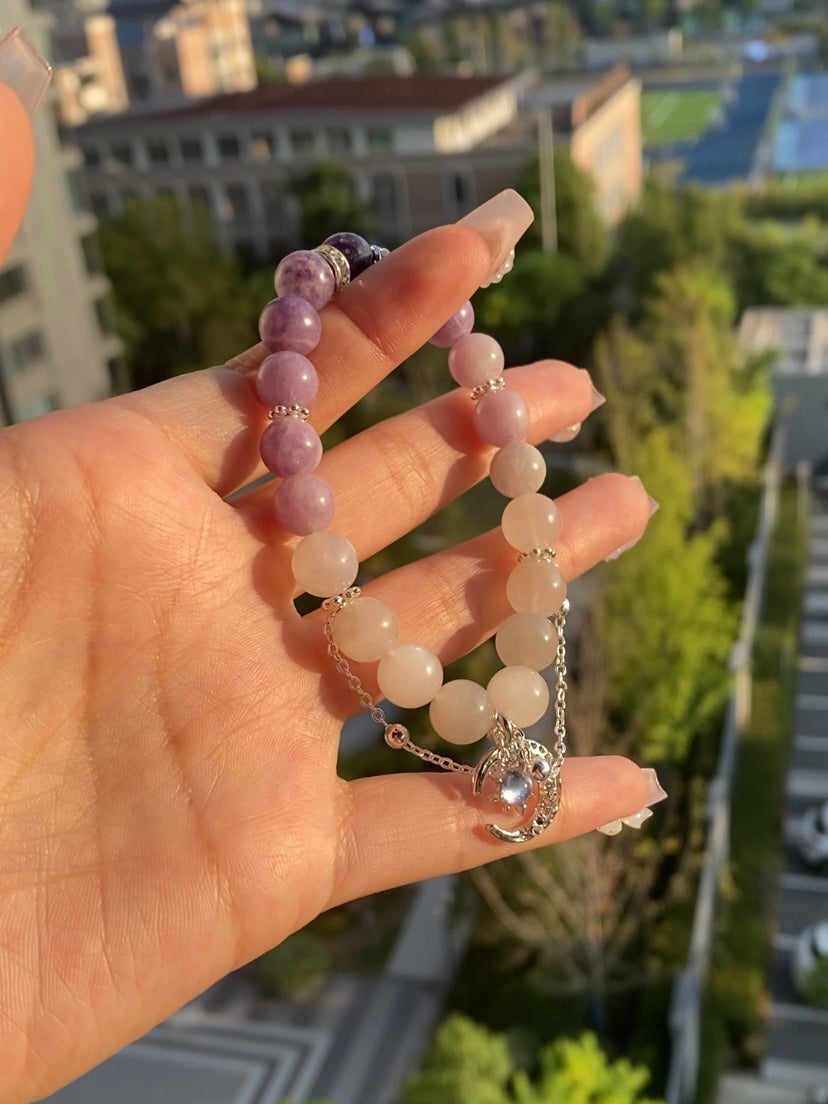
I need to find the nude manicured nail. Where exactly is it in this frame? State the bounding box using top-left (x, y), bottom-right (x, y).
top-left (551, 422), bottom-right (581, 444)
top-left (458, 190), bottom-right (534, 282)
top-left (0, 27), bottom-right (52, 118)
top-left (596, 819), bottom-right (623, 836)
top-left (590, 384), bottom-right (606, 411)
top-left (641, 767), bottom-right (668, 806)
top-left (604, 479), bottom-right (659, 561)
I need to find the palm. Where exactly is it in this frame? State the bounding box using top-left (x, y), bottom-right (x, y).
top-left (0, 220), bottom-right (652, 1102)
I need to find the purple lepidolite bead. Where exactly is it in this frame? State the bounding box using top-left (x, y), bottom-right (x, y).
top-left (260, 419), bottom-right (323, 477)
top-left (323, 232), bottom-right (373, 279)
top-left (258, 296), bottom-right (321, 355)
top-left (430, 301), bottom-right (474, 348)
top-left (273, 473), bottom-right (335, 535)
top-left (256, 352), bottom-right (319, 409)
top-left (473, 389), bottom-right (529, 446)
top-left (274, 250), bottom-right (336, 311)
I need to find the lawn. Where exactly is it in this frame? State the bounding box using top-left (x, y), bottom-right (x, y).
top-left (642, 89), bottom-right (723, 145)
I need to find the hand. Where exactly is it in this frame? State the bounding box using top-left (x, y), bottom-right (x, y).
top-left (0, 192), bottom-right (656, 1101)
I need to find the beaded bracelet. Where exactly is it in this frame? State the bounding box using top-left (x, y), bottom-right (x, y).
top-left (254, 232), bottom-right (568, 844)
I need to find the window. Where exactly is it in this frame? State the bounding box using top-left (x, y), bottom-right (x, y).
top-left (326, 127), bottom-right (352, 155)
top-left (14, 393), bottom-right (59, 421)
top-left (110, 143), bottom-right (133, 167)
top-left (290, 129), bottom-right (315, 155)
top-left (65, 170), bottom-right (88, 215)
top-left (83, 146), bottom-right (101, 168)
top-left (250, 132), bottom-right (274, 161)
top-left (366, 127), bottom-right (393, 152)
top-left (180, 136), bottom-right (204, 163)
top-left (450, 172), bottom-right (472, 210)
top-left (188, 185), bottom-right (210, 210)
top-left (146, 140), bottom-right (169, 166)
top-left (225, 183), bottom-right (250, 220)
top-left (260, 181), bottom-right (285, 221)
top-left (0, 265), bottom-right (27, 304)
top-left (217, 134), bottom-right (241, 161)
top-left (94, 297), bottom-right (115, 336)
top-left (8, 330), bottom-right (45, 372)
top-left (370, 174), bottom-right (398, 221)
top-left (80, 234), bottom-right (103, 276)
top-left (89, 192), bottom-right (110, 216)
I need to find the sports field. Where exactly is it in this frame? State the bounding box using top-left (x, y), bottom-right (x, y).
top-left (642, 89), bottom-right (723, 144)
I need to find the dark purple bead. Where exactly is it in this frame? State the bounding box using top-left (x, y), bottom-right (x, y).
top-left (260, 419), bottom-right (323, 477)
top-left (430, 301), bottom-right (475, 348)
top-left (258, 296), bottom-right (321, 355)
top-left (273, 473), bottom-right (335, 535)
top-left (256, 352), bottom-right (319, 409)
top-left (275, 250), bottom-right (335, 311)
top-left (323, 232), bottom-right (373, 279)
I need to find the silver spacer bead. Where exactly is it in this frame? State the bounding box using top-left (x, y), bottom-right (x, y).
top-left (321, 585), bottom-right (362, 611)
top-left (314, 244), bottom-right (351, 291)
top-left (518, 547), bottom-right (557, 563)
top-left (370, 244), bottom-right (390, 263)
top-left (470, 376), bottom-right (506, 401)
top-left (384, 723), bottom-right (409, 750)
top-left (268, 404), bottom-right (310, 421)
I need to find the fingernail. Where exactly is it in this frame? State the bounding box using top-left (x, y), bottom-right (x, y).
top-left (458, 190), bottom-right (534, 284)
top-left (604, 534), bottom-right (640, 562)
top-left (629, 476), bottom-right (659, 517)
top-left (551, 422), bottom-right (581, 443)
top-left (590, 384), bottom-right (606, 411)
top-left (622, 807), bottom-right (654, 830)
top-left (0, 27), bottom-right (52, 118)
top-left (641, 767), bottom-right (668, 806)
top-left (596, 819), bottom-right (623, 836)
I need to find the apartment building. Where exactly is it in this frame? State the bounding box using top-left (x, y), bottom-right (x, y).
top-left (75, 67), bottom-right (642, 262)
top-left (0, 0), bottom-right (121, 426)
top-left (53, 0), bottom-right (256, 126)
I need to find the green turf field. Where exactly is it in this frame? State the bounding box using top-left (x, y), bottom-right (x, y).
top-left (642, 89), bottom-right (723, 144)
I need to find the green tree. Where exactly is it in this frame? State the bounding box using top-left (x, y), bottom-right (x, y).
top-left (519, 148), bottom-right (609, 275)
top-left (514, 1033), bottom-right (661, 1104)
top-left (291, 161), bottom-right (374, 247)
top-left (403, 1014), bottom-right (512, 1104)
top-left (98, 197), bottom-right (267, 389)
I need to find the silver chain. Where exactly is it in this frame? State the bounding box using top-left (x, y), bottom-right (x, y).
top-left (323, 590), bottom-right (567, 779)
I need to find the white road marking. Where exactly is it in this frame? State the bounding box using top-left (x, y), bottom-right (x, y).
top-left (779, 871), bottom-right (828, 893)
top-left (787, 768), bottom-right (828, 798)
top-left (794, 735), bottom-right (828, 752)
top-left (796, 695), bottom-right (828, 711)
top-left (798, 656), bottom-right (828, 671)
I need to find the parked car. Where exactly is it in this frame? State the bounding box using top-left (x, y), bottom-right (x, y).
top-left (794, 800), bottom-right (828, 869)
top-left (791, 920), bottom-right (828, 1003)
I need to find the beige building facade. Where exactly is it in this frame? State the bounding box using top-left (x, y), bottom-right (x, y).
top-left (75, 70), bottom-right (642, 263)
top-left (0, 0), bottom-right (121, 425)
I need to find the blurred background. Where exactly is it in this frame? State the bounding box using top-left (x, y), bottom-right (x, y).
top-left (4, 0), bottom-right (828, 1100)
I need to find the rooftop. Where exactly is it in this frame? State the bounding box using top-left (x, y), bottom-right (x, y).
top-left (79, 73), bottom-right (512, 128)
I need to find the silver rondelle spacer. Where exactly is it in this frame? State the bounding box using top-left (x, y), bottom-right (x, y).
top-left (518, 547), bottom-right (557, 564)
top-left (560, 598), bottom-right (570, 616)
top-left (470, 376), bottom-right (506, 401)
top-left (370, 244), bottom-right (390, 263)
top-left (384, 723), bottom-right (409, 749)
top-left (314, 244), bottom-right (351, 291)
top-left (321, 585), bottom-right (362, 611)
top-left (269, 404), bottom-right (310, 421)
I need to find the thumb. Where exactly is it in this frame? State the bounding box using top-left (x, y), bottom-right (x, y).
top-left (0, 28), bottom-right (51, 264)
top-left (0, 81), bottom-right (34, 263)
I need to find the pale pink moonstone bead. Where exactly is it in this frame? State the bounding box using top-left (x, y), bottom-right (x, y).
top-left (429, 679), bottom-right (494, 745)
top-left (501, 492), bottom-right (562, 552)
top-left (506, 558), bottom-right (567, 616)
top-left (495, 612), bottom-right (557, 671)
top-left (489, 442), bottom-right (546, 498)
top-left (448, 333), bottom-right (505, 389)
top-left (291, 531), bottom-right (358, 598)
top-left (377, 644), bottom-right (443, 709)
top-left (487, 665), bottom-right (549, 728)
top-left (331, 596), bottom-right (399, 663)
top-left (473, 389), bottom-right (529, 447)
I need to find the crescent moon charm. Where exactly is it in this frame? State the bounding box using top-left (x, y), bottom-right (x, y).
top-left (472, 717), bottom-right (563, 843)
